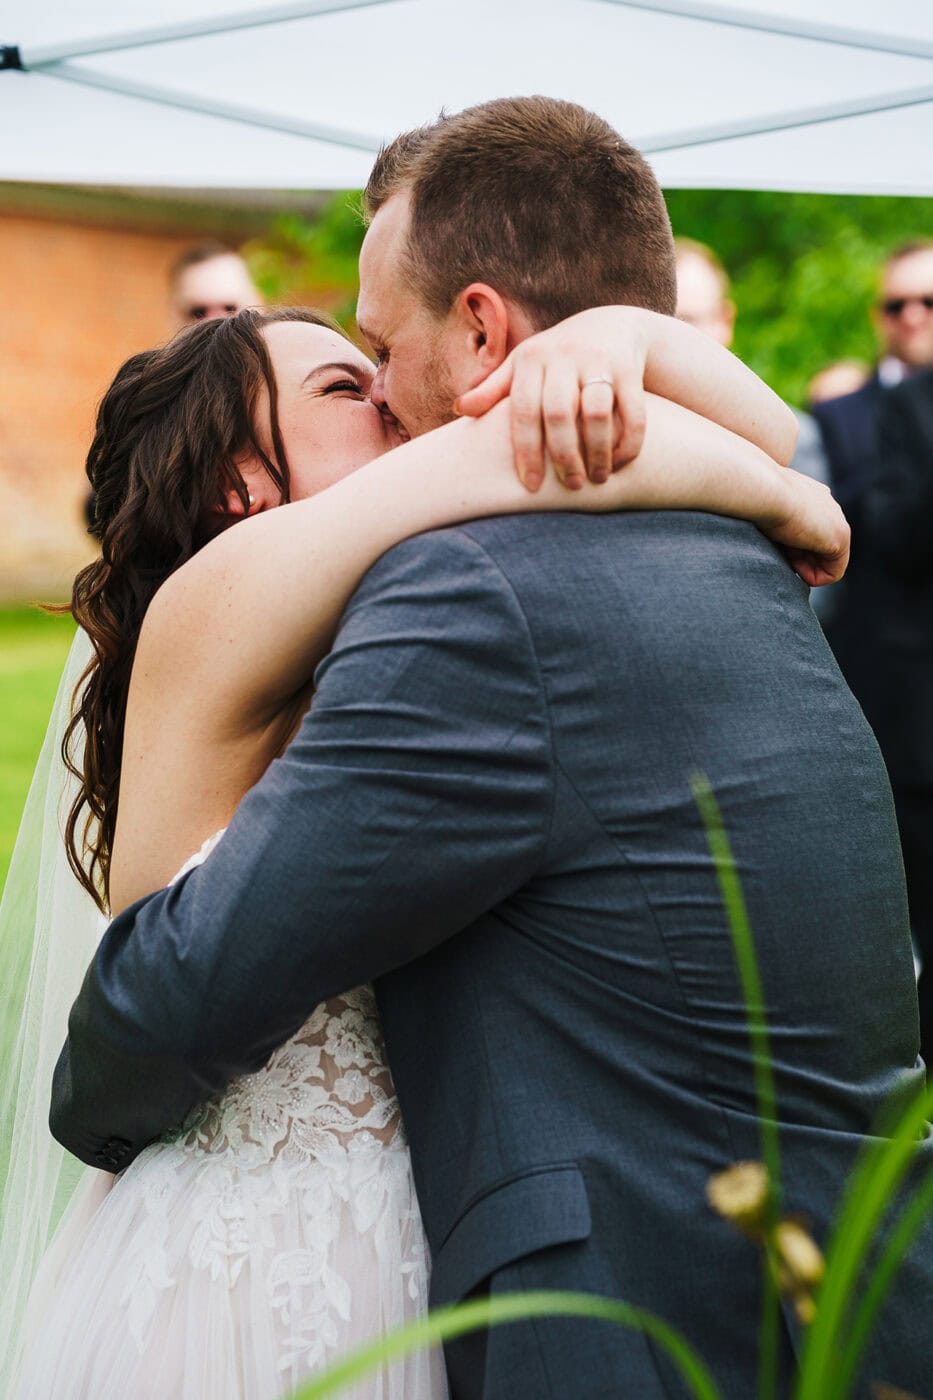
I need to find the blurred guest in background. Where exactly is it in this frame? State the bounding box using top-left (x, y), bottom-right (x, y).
top-left (813, 242), bottom-right (933, 1059)
top-left (812, 240), bottom-right (933, 519)
top-left (861, 368), bottom-right (933, 1055)
top-left (674, 237), bottom-right (833, 617)
top-left (870, 366), bottom-right (933, 579)
top-left (674, 237), bottom-right (830, 486)
top-left (168, 241), bottom-right (263, 330)
top-left (672, 237), bottom-right (736, 345)
top-left (807, 358), bottom-right (871, 405)
top-left (87, 243), bottom-right (265, 530)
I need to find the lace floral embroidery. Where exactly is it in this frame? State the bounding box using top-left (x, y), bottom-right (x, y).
top-left (119, 986), bottom-right (424, 1374)
top-left (177, 987), bottom-right (403, 1161)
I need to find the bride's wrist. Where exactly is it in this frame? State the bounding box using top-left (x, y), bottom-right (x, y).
top-left (755, 461), bottom-right (798, 532)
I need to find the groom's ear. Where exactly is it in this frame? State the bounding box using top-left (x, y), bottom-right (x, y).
top-left (453, 283), bottom-right (531, 381)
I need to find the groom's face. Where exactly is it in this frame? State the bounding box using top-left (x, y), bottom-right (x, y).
top-left (357, 192), bottom-right (463, 439)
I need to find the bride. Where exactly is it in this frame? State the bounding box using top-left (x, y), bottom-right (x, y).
top-left (1, 303), bottom-right (844, 1399)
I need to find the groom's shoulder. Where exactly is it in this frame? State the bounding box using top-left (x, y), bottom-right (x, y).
top-left (341, 521), bottom-right (540, 642)
top-left (372, 509), bottom-right (767, 564)
top-left (354, 510), bottom-right (783, 614)
top-left (328, 522), bottom-right (547, 696)
top-left (457, 509), bottom-right (780, 589)
top-left (355, 520), bottom-right (518, 600)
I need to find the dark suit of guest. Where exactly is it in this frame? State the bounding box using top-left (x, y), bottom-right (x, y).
top-left (870, 368), bottom-right (933, 581)
top-left (815, 372), bottom-right (933, 1058)
top-left (812, 375), bottom-right (885, 521)
top-left (864, 369), bottom-right (933, 1054)
top-left (812, 375), bottom-right (889, 714)
top-left (51, 510), bottom-right (932, 1398)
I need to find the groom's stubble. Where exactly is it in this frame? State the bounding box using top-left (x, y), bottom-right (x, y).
top-left (357, 191), bottom-right (462, 440)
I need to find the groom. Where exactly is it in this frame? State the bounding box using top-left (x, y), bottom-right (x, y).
top-left (52, 99), bottom-right (931, 1397)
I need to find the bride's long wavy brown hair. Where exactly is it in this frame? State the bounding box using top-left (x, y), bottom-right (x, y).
top-left (63, 305), bottom-right (341, 911)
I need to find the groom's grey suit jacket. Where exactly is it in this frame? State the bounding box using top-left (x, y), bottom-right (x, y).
top-left (52, 511), bottom-right (932, 1398)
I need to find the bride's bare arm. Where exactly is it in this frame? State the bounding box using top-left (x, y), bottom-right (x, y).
top-left (110, 397), bottom-right (842, 911)
top-left (455, 306), bottom-right (799, 485)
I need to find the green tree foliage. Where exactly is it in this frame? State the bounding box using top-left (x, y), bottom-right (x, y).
top-left (249, 190), bottom-right (933, 405)
top-left (246, 194), bottom-right (367, 327)
top-left (665, 191), bottom-right (933, 406)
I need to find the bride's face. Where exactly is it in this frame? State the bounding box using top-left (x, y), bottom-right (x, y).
top-left (242, 321), bottom-right (405, 505)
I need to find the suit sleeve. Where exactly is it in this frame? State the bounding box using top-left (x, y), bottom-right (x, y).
top-left (866, 379), bottom-right (933, 582)
top-left (50, 528), bottom-right (554, 1169)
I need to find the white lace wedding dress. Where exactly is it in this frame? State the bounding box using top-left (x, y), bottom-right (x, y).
top-left (12, 836), bottom-right (447, 1400)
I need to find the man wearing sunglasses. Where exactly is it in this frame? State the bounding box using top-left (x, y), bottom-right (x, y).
top-left (877, 246), bottom-right (933, 372)
top-left (167, 241), bottom-right (263, 332)
top-left (814, 239), bottom-right (933, 1059)
top-left (814, 240), bottom-right (933, 512)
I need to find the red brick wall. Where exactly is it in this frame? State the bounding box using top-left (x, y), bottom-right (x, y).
top-left (1, 213), bottom-right (208, 600)
top-left (1, 210), bottom-right (354, 602)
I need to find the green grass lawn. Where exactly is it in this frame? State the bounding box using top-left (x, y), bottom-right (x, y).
top-left (0, 607), bottom-right (76, 895)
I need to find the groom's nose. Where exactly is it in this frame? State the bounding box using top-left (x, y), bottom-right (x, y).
top-left (370, 361), bottom-right (388, 411)
top-left (370, 363), bottom-right (409, 438)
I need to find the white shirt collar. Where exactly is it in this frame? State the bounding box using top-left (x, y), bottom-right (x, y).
top-left (877, 356), bottom-right (907, 388)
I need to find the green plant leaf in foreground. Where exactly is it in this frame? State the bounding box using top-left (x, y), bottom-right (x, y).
top-left (835, 1161), bottom-right (933, 1400)
top-left (691, 771), bottom-right (783, 1400)
top-left (689, 773), bottom-right (782, 1205)
top-left (284, 1290), bottom-right (722, 1400)
top-left (797, 1078), bottom-right (933, 1400)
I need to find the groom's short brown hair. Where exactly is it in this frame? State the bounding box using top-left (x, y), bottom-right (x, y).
top-left (364, 96), bottom-right (676, 328)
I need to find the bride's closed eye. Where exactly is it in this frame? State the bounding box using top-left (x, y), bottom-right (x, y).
top-left (322, 379), bottom-right (366, 396)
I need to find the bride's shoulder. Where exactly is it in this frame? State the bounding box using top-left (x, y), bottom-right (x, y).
top-left (136, 499), bottom-right (310, 675)
top-left (131, 518), bottom-right (261, 692)
top-left (137, 529), bottom-right (237, 656)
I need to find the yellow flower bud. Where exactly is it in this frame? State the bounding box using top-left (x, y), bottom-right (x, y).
top-left (793, 1294), bottom-right (817, 1327)
top-left (773, 1219), bottom-right (824, 1291)
top-left (706, 1161), bottom-right (770, 1237)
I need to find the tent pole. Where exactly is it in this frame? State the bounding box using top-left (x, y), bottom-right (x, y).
top-left (46, 61), bottom-right (383, 153)
top-left (595, 0), bottom-right (933, 62)
top-left (636, 82), bottom-right (933, 153)
top-left (20, 0), bottom-right (399, 69)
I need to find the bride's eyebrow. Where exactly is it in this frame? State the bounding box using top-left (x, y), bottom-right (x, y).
top-left (301, 361), bottom-right (373, 388)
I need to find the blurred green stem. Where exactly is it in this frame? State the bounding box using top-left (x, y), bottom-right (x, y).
top-left (286, 1290), bottom-right (722, 1400)
top-left (798, 1080), bottom-right (933, 1400)
top-left (691, 771), bottom-right (782, 1400)
top-left (835, 1159), bottom-right (933, 1398)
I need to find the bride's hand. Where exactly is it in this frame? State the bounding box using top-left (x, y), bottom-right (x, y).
top-left (454, 307), bottom-right (650, 493)
top-left (767, 470), bottom-right (851, 587)
top-left (452, 304), bottom-right (799, 497)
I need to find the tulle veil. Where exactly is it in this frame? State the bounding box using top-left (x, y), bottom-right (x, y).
top-left (0, 628), bottom-right (106, 1392)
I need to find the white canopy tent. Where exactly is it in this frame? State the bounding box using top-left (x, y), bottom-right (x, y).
top-left (1, 0), bottom-right (931, 194)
